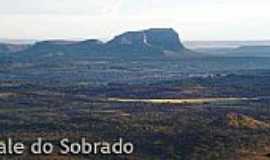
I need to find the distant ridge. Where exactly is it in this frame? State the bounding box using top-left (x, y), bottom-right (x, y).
top-left (0, 43), bottom-right (30, 53)
top-left (227, 45), bottom-right (270, 57)
top-left (0, 28), bottom-right (195, 58)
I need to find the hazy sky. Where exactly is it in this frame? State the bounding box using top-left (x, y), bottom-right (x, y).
top-left (0, 0), bottom-right (270, 41)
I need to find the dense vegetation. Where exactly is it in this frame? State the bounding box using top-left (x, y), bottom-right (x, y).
top-left (1, 57), bottom-right (270, 159)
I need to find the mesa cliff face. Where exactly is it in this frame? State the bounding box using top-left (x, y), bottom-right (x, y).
top-left (144, 28), bottom-right (184, 51)
top-left (105, 28), bottom-right (189, 56)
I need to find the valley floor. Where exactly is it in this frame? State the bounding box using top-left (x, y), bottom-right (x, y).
top-left (1, 57), bottom-right (270, 159)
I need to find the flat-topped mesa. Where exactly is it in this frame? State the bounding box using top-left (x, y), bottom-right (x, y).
top-left (20, 39), bottom-right (103, 55)
top-left (10, 28), bottom-right (195, 58)
top-left (105, 28), bottom-right (189, 56)
top-left (78, 39), bottom-right (104, 46)
top-left (35, 40), bottom-right (78, 45)
top-left (25, 40), bottom-right (75, 55)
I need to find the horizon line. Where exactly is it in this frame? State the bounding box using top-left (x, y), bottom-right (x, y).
top-left (1, 38), bottom-right (270, 45)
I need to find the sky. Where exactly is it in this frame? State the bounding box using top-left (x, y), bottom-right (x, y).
top-left (0, 0), bottom-right (270, 41)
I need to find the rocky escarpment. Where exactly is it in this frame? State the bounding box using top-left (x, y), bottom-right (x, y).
top-left (105, 28), bottom-right (191, 56)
